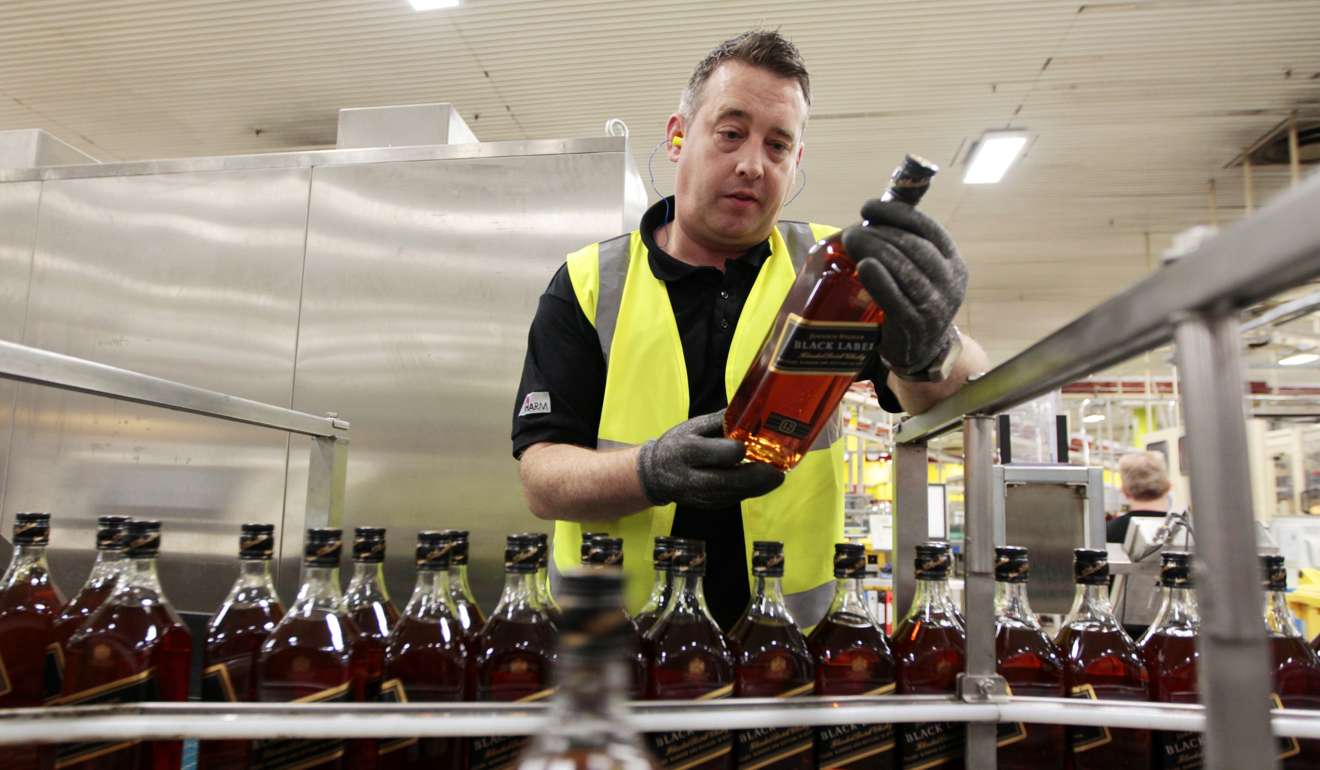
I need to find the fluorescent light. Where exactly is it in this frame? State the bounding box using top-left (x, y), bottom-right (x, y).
top-left (963, 131), bottom-right (1029, 185)
top-left (1279, 352), bottom-right (1319, 366)
top-left (410, 0), bottom-right (459, 9)
top-left (1082, 414), bottom-right (1106, 424)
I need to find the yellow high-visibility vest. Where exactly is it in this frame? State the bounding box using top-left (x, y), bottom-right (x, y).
top-left (553, 220), bottom-right (845, 628)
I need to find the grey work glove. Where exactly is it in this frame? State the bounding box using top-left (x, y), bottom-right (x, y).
top-left (636, 411), bottom-right (785, 510)
top-left (841, 200), bottom-right (968, 377)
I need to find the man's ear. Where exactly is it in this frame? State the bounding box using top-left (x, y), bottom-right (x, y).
top-left (665, 113), bottom-right (686, 163)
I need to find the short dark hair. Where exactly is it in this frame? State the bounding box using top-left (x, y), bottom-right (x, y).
top-left (680, 30), bottom-right (811, 122)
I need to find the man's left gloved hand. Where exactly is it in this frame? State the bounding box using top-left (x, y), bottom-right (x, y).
top-left (841, 199), bottom-right (968, 378)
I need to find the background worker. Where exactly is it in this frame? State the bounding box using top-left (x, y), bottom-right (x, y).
top-left (512, 30), bottom-right (988, 630)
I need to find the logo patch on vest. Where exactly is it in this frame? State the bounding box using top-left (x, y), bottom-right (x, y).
top-left (519, 391), bottom-right (552, 416)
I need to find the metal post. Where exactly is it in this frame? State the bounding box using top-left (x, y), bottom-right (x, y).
top-left (306, 435), bottom-right (349, 530)
top-left (960, 415), bottom-right (1002, 770)
top-left (1243, 156), bottom-right (1255, 214)
top-left (1289, 112), bottom-right (1301, 188)
top-left (1173, 312), bottom-right (1278, 770)
top-left (893, 440), bottom-right (929, 615)
top-left (1208, 178), bottom-right (1219, 226)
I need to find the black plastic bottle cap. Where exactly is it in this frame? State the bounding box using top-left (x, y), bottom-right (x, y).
top-left (653, 536), bottom-right (681, 571)
top-left (1073, 548), bottom-right (1109, 584)
top-left (438, 529), bottom-right (469, 566)
top-left (14, 512), bottom-right (51, 546)
top-left (125, 520), bottom-right (162, 558)
top-left (304, 528), bottom-right (343, 567)
top-left (671, 540), bottom-right (707, 576)
top-left (1159, 551), bottom-right (1193, 588)
top-left (239, 523), bottom-right (276, 561)
top-left (96, 515), bottom-right (132, 551)
top-left (833, 543), bottom-right (867, 579)
top-left (505, 533), bottom-right (541, 573)
top-left (352, 527), bottom-right (387, 563)
top-left (994, 546), bottom-right (1030, 583)
top-left (584, 536), bottom-right (624, 568)
top-left (416, 531), bottom-right (454, 571)
top-left (751, 541), bottom-right (785, 577)
top-left (914, 541), bottom-right (952, 580)
top-left (1262, 554), bottom-right (1287, 592)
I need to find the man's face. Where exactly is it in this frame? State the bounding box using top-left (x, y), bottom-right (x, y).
top-left (668, 61), bottom-right (807, 251)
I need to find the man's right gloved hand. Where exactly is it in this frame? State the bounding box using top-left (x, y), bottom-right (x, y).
top-left (637, 411), bottom-right (785, 510)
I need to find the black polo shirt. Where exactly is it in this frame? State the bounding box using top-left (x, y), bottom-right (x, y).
top-left (512, 196), bottom-right (900, 631)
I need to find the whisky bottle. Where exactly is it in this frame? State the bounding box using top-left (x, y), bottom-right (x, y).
top-left (469, 533), bottom-right (559, 770)
top-left (892, 541), bottom-right (965, 769)
top-left (58, 520), bottom-right (192, 770)
top-left (532, 532), bottom-right (563, 625)
top-left (345, 525), bottom-right (398, 683)
top-left (583, 536), bottom-right (624, 569)
top-left (583, 535), bottom-right (647, 699)
top-left (256, 528), bottom-right (368, 770)
top-left (516, 569), bottom-right (659, 770)
top-left (0, 513), bottom-right (65, 770)
top-left (644, 539), bottom-right (735, 770)
top-left (441, 529), bottom-right (485, 638)
top-left (724, 155), bottom-right (939, 470)
top-left (1262, 554), bottom-right (1320, 769)
top-left (199, 523), bottom-right (286, 770)
top-left (1137, 552), bottom-right (1201, 770)
top-left (991, 546), bottom-right (1065, 770)
top-left (807, 543), bottom-right (896, 770)
top-left (1054, 548), bottom-right (1151, 770)
top-left (50, 515), bottom-right (130, 661)
top-left (580, 531), bottom-right (608, 564)
top-left (632, 537), bottom-right (680, 638)
top-left (380, 531), bottom-right (470, 770)
top-left (728, 541), bottom-right (814, 770)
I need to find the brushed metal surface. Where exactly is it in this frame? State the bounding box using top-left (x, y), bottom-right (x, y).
top-left (288, 151), bottom-right (634, 608)
top-left (0, 182), bottom-right (40, 565)
top-left (3, 169), bottom-right (309, 611)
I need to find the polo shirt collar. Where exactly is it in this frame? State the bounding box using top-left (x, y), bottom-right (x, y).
top-left (639, 196), bottom-right (772, 282)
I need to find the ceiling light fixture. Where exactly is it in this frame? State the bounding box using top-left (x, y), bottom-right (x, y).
top-left (963, 131), bottom-right (1029, 185)
top-left (410, 0), bottom-right (459, 10)
top-left (1279, 352), bottom-right (1320, 366)
top-left (1082, 413), bottom-right (1106, 424)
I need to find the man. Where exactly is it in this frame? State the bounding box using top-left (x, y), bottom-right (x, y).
top-left (511, 30), bottom-right (988, 630)
top-left (1106, 451), bottom-right (1174, 545)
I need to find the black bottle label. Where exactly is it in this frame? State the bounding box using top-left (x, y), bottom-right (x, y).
top-left (1273, 694), bottom-right (1301, 760)
top-left (898, 720), bottom-right (964, 770)
top-left (468, 687), bottom-right (555, 770)
top-left (814, 683), bottom-right (896, 769)
top-left (378, 678), bottom-right (419, 756)
top-left (255, 680), bottom-right (351, 770)
top-left (200, 657), bottom-right (257, 703)
top-left (648, 684), bottom-right (734, 770)
top-left (995, 683), bottom-right (1027, 747)
top-left (54, 668), bottom-right (158, 767)
top-left (1067, 683), bottom-right (1112, 753)
top-left (735, 683), bottom-right (814, 770)
top-left (769, 314), bottom-right (879, 376)
top-left (43, 642), bottom-right (64, 702)
top-left (1155, 730), bottom-right (1204, 770)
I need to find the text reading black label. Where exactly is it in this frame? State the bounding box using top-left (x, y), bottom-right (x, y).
top-left (54, 668), bottom-right (158, 768)
top-left (899, 720), bottom-right (964, 770)
top-left (770, 315), bottom-right (879, 376)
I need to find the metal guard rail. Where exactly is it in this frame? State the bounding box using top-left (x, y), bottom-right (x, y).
top-left (1, 696), bottom-right (1318, 743)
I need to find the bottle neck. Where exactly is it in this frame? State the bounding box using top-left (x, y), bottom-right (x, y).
top-left (1, 544), bottom-right (51, 588)
top-left (994, 582), bottom-right (1040, 629)
top-left (403, 569), bottom-right (458, 620)
top-left (537, 650), bottom-right (639, 752)
top-left (638, 567), bottom-right (672, 614)
top-left (222, 559), bottom-right (281, 607)
top-left (114, 555), bottom-right (166, 597)
top-left (660, 572), bottom-right (717, 624)
top-left (904, 575), bottom-right (960, 625)
top-left (824, 577), bottom-right (873, 623)
top-left (536, 566), bottom-right (560, 610)
top-left (1266, 589), bottom-right (1303, 639)
top-left (1146, 586), bottom-right (1200, 635)
top-left (492, 570), bottom-right (545, 617)
top-left (745, 575), bottom-right (793, 624)
top-left (349, 561), bottom-right (390, 595)
top-left (451, 563), bottom-right (478, 602)
top-left (90, 547), bottom-right (126, 578)
top-left (292, 565), bottom-right (344, 615)
top-left (1063, 583), bottom-right (1122, 630)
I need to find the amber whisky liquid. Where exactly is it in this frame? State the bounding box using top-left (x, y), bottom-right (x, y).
top-left (51, 516), bottom-right (129, 665)
top-left (1265, 556), bottom-right (1320, 769)
top-left (1138, 553), bottom-right (1201, 770)
top-left (724, 156), bottom-right (937, 470)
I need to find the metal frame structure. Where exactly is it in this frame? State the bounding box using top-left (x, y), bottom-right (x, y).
top-left (0, 338), bottom-right (350, 550)
top-left (892, 170), bottom-right (1320, 769)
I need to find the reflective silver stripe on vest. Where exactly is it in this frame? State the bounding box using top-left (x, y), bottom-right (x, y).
top-left (597, 438), bottom-right (635, 451)
top-left (594, 234), bottom-right (632, 364)
top-left (776, 220), bottom-right (819, 273)
top-left (783, 580), bottom-right (836, 629)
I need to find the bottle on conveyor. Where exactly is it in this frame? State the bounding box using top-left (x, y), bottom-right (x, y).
top-left (0, 512), bottom-right (65, 770)
top-left (892, 541), bottom-right (965, 769)
top-left (59, 520), bottom-right (192, 770)
top-left (50, 515), bottom-right (130, 658)
top-left (468, 533), bottom-right (559, 770)
top-left (1054, 548), bottom-right (1151, 770)
top-left (643, 538), bottom-right (735, 770)
top-left (581, 536), bottom-right (646, 699)
top-left (1137, 551), bottom-right (1203, 770)
top-left (728, 540), bottom-right (815, 770)
top-left (1262, 554), bottom-right (1320, 770)
top-left (199, 523), bottom-right (286, 770)
top-left (256, 528), bottom-right (370, 770)
top-left (532, 532), bottom-right (564, 626)
top-left (991, 546), bottom-right (1065, 770)
top-left (380, 531), bottom-right (470, 770)
top-left (807, 543), bottom-right (897, 770)
top-left (633, 536), bottom-right (680, 638)
top-left (515, 569), bottom-right (659, 770)
top-left (441, 529), bottom-right (485, 638)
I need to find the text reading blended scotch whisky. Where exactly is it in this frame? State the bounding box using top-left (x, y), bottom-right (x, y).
top-left (381, 531), bottom-right (470, 770)
top-left (892, 541), bottom-right (964, 769)
top-left (1263, 554), bottom-right (1320, 769)
top-left (1054, 548), bottom-right (1150, 770)
top-left (725, 155), bottom-right (938, 470)
top-left (0, 513), bottom-right (65, 770)
top-left (58, 520), bottom-right (192, 770)
top-left (807, 543), bottom-right (896, 770)
top-left (991, 546), bottom-right (1065, 769)
top-left (199, 523), bottom-right (286, 770)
